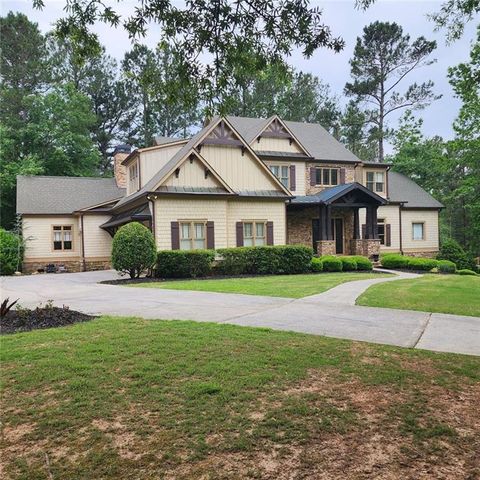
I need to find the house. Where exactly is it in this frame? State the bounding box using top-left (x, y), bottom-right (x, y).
top-left (16, 115), bottom-right (443, 273)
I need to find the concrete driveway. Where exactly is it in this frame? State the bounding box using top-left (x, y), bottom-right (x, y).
top-left (1, 270), bottom-right (479, 356)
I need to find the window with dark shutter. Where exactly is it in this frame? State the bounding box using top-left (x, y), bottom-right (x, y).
top-left (266, 221), bottom-right (274, 245)
top-left (385, 224), bottom-right (391, 246)
top-left (171, 221), bottom-right (180, 249)
top-left (236, 222), bottom-right (244, 247)
top-left (206, 221), bottom-right (215, 249)
top-left (289, 165), bottom-right (296, 191)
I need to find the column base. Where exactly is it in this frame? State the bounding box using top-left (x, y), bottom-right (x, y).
top-left (317, 240), bottom-right (336, 256)
top-left (350, 239), bottom-right (381, 259)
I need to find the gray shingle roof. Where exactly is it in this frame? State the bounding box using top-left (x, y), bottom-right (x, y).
top-left (17, 176), bottom-right (125, 214)
top-left (153, 136), bottom-right (187, 146)
top-left (388, 172), bottom-right (443, 208)
top-left (227, 115), bottom-right (362, 163)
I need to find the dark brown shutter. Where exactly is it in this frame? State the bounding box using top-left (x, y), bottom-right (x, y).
top-left (310, 167), bottom-right (317, 186)
top-left (236, 222), bottom-right (244, 247)
top-left (361, 224), bottom-right (366, 239)
top-left (340, 168), bottom-right (346, 184)
top-left (171, 221), bottom-right (180, 249)
top-left (266, 221), bottom-right (274, 245)
top-left (385, 223), bottom-right (391, 246)
top-left (289, 165), bottom-right (296, 191)
top-left (206, 221), bottom-right (215, 249)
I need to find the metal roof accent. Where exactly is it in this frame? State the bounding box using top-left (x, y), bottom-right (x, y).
top-left (100, 204), bottom-right (151, 230)
top-left (254, 151), bottom-right (313, 160)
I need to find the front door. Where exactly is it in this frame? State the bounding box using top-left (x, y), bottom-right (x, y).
top-left (332, 218), bottom-right (344, 254)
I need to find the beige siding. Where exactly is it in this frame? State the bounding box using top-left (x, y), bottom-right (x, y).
top-left (362, 167), bottom-right (388, 199)
top-left (263, 160), bottom-right (306, 196)
top-left (127, 160), bottom-right (140, 196)
top-left (154, 197), bottom-right (287, 250)
top-left (140, 144), bottom-right (184, 186)
top-left (402, 209), bottom-right (439, 252)
top-left (255, 136), bottom-right (303, 153)
top-left (227, 199), bottom-right (286, 246)
top-left (81, 214), bottom-right (113, 259)
top-left (359, 205), bottom-right (400, 252)
top-left (201, 145), bottom-right (281, 192)
top-left (22, 215), bottom-right (80, 259)
top-left (163, 157), bottom-right (222, 188)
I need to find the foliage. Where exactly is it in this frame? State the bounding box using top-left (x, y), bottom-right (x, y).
top-left (155, 250), bottom-right (215, 278)
top-left (111, 223), bottom-right (157, 278)
top-left (437, 260), bottom-right (457, 274)
top-left (348, 255), bottom-right (373, 271)
top-left (339, 256), bottom-right (358, 271)
top-left (345, 21), bottom-right (439, 162)
top-left (310, 257), bottom-right (324, 273)
top-left (406, 257), bottom-right (438, 272)
top-left (0, 228), bottom-right (24, 275)
top-left (381, 254), bottom-right (409, 269)
top-left (0, 298), bottom-right (19, 318)
top-left (217, 246), bottom-right (313, 276)
top-left (437, 239), bottom-right (476, 270)
top-left (320, 256), bottom-right (343, 272)
top-left (457, 269), bottom-right (478, 276)
top-left (33, 0), bottom-right (345, 113)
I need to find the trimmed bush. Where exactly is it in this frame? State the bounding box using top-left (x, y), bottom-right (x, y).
top-left (339, 256), bottom-right (357, 271)
top-left (437, 239), bottom-right (476, 271)
top-left (112, 222), bottom-right (156, 278)
top-left (457, 269), bottom-right (478, 276)
top-left (216, 245), bottom-right (313, 276)
top-left (0, 228), bottom-right (24, 275)
top-left (321, 255), bottom-right (343, 272)
top-left (310, 257), bottom-right (323, 272)
top-left (381, 254), bottom-right (409, 269)
top-left (348, 255), bottom-right (373, 271)
top-left (156, 250), bottom-right (215, 278)
top-left (407, 257), bottom-right (438, 272)
top-left (437, 260), bottom-right (456, 274)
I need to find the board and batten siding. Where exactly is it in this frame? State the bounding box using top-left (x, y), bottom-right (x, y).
top-left (22, 215), bottom-right (80, 260)
top-left (200, 145), bottom-right (280, 192)
top-left (401, 209), bottom-right (439, 252)
top-left (263, 160), bottom-right (306, 196)
top-left (254, 137), bottom-right (303, 153)
top-left (163, 157), bottom-right (222, 188)
top-left (359, 205), bottom-right (400, 252)
top-left (81, 214), bottom-right (113, 259)
top-left (140, 144), bottom-right (184, 187)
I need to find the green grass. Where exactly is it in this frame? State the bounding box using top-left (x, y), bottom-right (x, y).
top-left (357, 274), bottom-right (480, 317)
top-left (2, 317), bottom-right (479, 479)
top-left (128, 272), bottom-right (391, 298)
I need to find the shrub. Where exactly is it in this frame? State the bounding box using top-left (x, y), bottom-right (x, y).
top-left (407, 257), bottom-right (438, 272)
top-left (339, 256), bottom-right (357, 271)
top-left (457, 269), bottom-right (478, 276)
top-left (310, 257), bottom-right (323, 272)
top-left (437, 239), bottom-right (476, 270)
top-left (381, 254), bottom-right (409, 269)
top-left (0, 228), bottom-right (24, 275)
top-left (348, 255), bottom-right (373, 271)
top-left (156, 250), bottom-right (215, 278)
top-left (437, 260), bottom-right (456, 274)
top-left (111, 222), bottom-right (156, 278)
top-left (217, 245), bottom-right (313, 276)
top-left (321, 255), bottom-right (343, 272)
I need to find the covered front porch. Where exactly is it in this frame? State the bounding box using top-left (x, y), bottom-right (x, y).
top-left (287, 183), bottom-right (387, 258)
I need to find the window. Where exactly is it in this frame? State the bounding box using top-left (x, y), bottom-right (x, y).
top-left (52, 225), bottom-right (73, 251)
top-left (315, 168), bottom-right (339, 186)
top-left (243, 221), bottom-right (266, 246)
top-left (377, 218), bottom-right (385, 245)
top-left (269, 165), bottom-right (289, 188)
top-left (179, 221), bottom-right (206, 250)
top-left (129, 162), bottom-right (138, 180)
top-left (366, 171), bottom-right (385, 192)
top-left (412, 222), bottom-right (425, 241)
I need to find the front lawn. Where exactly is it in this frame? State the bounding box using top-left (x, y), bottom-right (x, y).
top-left (128, 272), bottom-right (390, 298)
top-left (2, 318), bottom-right (479, 479)
top-left (357, 274), bottom-right (480, 317)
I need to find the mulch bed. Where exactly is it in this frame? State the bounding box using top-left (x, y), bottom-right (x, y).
top-left (1, 306), bottom-right (95, 335)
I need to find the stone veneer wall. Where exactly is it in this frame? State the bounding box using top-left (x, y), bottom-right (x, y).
top-left (317, 240), bottom-right (335, 255)
top-left (350, 239), bottom-right (381, 258)
top-left (22, 259), bottom-right (111, 274)
top-left (305, 163), bottom-right (356, 195)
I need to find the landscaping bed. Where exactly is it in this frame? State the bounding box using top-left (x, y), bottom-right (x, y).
top-left (0, 304), bottom-right (95, 334)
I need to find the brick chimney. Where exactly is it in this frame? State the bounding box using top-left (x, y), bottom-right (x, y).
top-left (112, 144), bottom-right (131, 188)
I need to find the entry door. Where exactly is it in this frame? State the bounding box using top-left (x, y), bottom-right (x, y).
top-left (331, 218), bottom-right (344, 254)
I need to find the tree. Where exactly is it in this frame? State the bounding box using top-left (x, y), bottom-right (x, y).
top-left (111, 222), bottom-right (157, 278)
top-left (345, 21), bottom-right (439, 162)
top-left (33, 0), bottom-right (344, 113)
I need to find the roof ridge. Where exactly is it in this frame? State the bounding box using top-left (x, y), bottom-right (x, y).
top-left (17, 175), bottom-right (116, 180)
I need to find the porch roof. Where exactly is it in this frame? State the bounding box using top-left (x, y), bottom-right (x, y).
top-left (100, 204), bottom-right (151, 230)
top-left (290, 182), bottom-right (387, 206)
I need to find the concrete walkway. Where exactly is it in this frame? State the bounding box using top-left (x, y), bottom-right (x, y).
top-left (1, 270), bottom-right (479, 356)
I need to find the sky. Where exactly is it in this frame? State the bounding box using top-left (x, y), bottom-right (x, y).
top-left (2, 0), bottom-right (477, 152)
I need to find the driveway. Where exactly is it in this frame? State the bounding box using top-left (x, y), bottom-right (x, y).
top-left (2, 270), bottom-right (479, 356)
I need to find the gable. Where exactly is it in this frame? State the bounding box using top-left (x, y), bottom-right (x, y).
top-left (201, 120), bottom-right (244, 147)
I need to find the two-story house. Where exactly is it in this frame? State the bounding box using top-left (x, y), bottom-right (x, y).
top-left (17, 115), bottom-right (443, 273)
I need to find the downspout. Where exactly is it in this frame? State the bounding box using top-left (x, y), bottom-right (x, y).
top-left (385, 166), bottom-right (390, 199)
top-left (80, 214), bottom-right (87, 271)
top-left (399, 203), bottom-right (404, 255)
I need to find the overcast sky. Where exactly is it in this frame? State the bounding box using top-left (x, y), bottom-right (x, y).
top-left (2, 0), bottom-right (477, 151)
